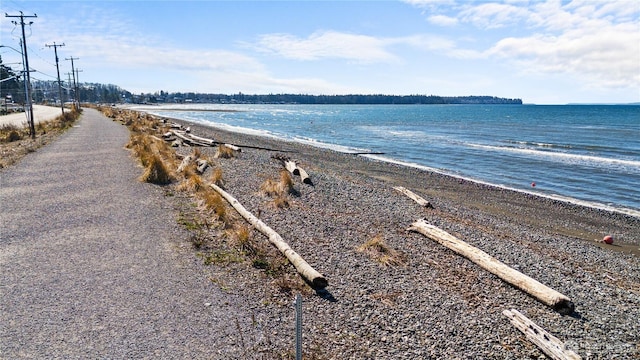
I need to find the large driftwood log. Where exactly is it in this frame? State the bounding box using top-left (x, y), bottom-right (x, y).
top-left (210, 183), bottom-right (328, 289)
top-left (394, 186), bottom-right (432, 208)
top-left (187, 133), bottom-right (215, 146)
top-left (408, 220), bottom-right (574, 314)
top-left (503, 309), bottom-right (581, 360)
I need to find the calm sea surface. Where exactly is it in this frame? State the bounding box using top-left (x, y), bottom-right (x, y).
top-left (136, 104), bottom-right (640, 217)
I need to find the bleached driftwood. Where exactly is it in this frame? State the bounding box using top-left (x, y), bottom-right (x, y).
top-left (394, 186), bottom-right (431, 208)
top-left (297, 167), bottom-right (312, 185)
top-left (171, 130), bottom-right (212, 147)
top-left (283, 159), bottom-right (312, 185)
top-left (177, 155), bottom-right (193, 173)
top-left (408, 220), bottom-right (574, 314)
top-left (503, 309), bottom-right (581, 360)
top-left (224, 144), bottom-right (241, 152)
top-left (210, 183), bottom-right (328, 289)
top-left (187, 133), bottom-right (215, 146)
top-left (285, 160), bottom-right (299, 175)
top-left (196, 159), bottom-right (208, 174)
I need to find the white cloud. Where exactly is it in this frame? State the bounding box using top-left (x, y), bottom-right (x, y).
top-left (405, 0), bottom-right (640, 90)
top-left (251, 31), bottom-right (400, 63)
top-left (428, 14), bottom-right (459, 26)
top-left (459, 2), bottom-right (531, 29)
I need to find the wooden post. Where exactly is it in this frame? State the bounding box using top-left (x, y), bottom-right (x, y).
top-left (503, 309), bottom-right (581, 360)
top-left (210, 183), bottom-right (328, 289)
top-left (394, 186), bottom-right (431, 208)
top-left (409, 220), bottom-right (574, 314)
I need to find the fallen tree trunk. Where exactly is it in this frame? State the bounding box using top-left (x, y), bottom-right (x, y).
top-left (394, 186), bottom-right (431, 208)
top-left (408, 220), bottom-right (574, 314)
top-left (503, 309), bottom-right (581, 360)
top-left (210, 183), bottom-right (328, 289)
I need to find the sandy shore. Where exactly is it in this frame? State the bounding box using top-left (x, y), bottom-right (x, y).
top-left (156, 114), bottom-right (639, 358)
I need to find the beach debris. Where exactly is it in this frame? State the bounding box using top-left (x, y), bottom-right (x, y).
top-left (274, 155), bottom-right (313, 185)
top-left (503, 309), bottom-right (581, 360)
top-left (210, 182), bottom-right (327, 289)
top-left (196, 159), bottom-right (209, 174)
top-left (393, 186), bottom-right (432, 208)
top-left (214, 144), bottom-right (238, 159)
top-left (177, 155), bottom-right (194, 173)
top-left (603, 235), bottom-right (614, 244)
top-left (408, 220), bottom-right (575, 314)
top-left (171, 130), bottom-right (215, 147)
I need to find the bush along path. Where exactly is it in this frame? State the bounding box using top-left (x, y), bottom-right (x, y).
top-left (0, 108), bottom-right (263, 358)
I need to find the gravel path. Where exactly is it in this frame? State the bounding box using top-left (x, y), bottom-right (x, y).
top-left (0, 109), bottom-right (261, 358)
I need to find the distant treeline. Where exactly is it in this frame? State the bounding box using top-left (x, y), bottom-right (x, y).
top-left (147, 92), bottom-right (523, 105)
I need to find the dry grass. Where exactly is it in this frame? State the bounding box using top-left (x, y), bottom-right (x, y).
top-left (260, 170), bottom-right (295, 209)
top-left (0, 109), bottom-right (82, 168)
top-left (214, 144), bottom-right (236, 159)
top-left (210, 168), bottom-right (224, 187)
top-left (357, 234), bottom-right (406, 267)
top-left (139, 153), bottom-right (173, 184)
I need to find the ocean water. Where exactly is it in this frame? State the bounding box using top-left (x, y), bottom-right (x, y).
top-left (136, 104), bottom-right (640, 217)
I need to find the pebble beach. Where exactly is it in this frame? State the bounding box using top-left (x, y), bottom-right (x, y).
top-left (159, 115), bottom-right (640, 359)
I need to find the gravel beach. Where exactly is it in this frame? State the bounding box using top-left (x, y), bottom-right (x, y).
top-left (163, 116), bottom-right (639, 359)
top-left (2, 108), bottom-right (638, 359)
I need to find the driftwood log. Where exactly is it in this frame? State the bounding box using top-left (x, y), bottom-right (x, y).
top-left (394, 186), bottom-right (432, 208)
top-left (196, 159), bottom-right (208, 174)
top-left (171, 130), bottom-right (213, 147)
top-left (503, 309), bottom-right (581, 360)
top-left (177, 155), bottom-right (193, 173)
top-left (210, 183), bottom-right (328, 289)
top-left (283, 159), bottom-right (312, 185)
top-left (409, 220), bottom-right (574, 314)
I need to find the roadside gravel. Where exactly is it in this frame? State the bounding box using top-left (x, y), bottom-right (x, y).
top-left (0, 109), bottom-right (262, 358)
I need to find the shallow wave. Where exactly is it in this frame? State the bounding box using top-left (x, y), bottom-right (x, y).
top-left (363, 154), bottom-right (640, 219)
top-left (466, 143), bottom-right (640, 169)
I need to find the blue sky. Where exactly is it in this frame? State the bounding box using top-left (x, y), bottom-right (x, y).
top-left (1, 0), bottom-right (638, 104)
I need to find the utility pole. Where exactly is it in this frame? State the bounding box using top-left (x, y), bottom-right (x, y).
top-left (6, 11), bottom-right (37, 139)
top-left (75, 68), bottom-right (82, 109)
top-left (65, 72), bottom-right (73, 103)
top-left (45, 42), bottom-right (65, 116)
top-left (65, 56), bottom-right (79, 109)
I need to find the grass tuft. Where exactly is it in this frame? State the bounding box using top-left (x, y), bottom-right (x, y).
top-left (139, 154), bottom-right (173, 184)
top-left (215, 144), bottom-right (236, 159)
top-left (357, 234), bottom-right (406, 267)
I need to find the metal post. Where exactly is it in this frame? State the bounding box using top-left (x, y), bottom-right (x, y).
top-left (295, 294), bottom-right (302, 360)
